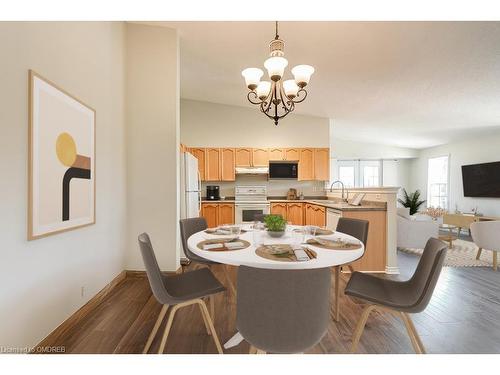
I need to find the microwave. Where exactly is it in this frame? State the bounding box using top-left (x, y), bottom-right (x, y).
top-left (269, 161), bottom-right (298, 180)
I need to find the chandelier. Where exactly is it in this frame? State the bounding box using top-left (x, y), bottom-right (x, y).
top-left (241, 21), bottom-right (314, 126)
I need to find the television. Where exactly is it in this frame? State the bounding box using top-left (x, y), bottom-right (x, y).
top-left (462, 161), bottom-right (500, 198)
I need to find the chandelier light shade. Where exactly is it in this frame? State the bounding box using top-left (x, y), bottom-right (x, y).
top-left (242, 21), bottom-right (314, 126)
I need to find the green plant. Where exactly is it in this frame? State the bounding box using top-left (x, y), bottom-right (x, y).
top-left (263, 215), bottom-right (287, 232)
top-left (398, 189), bottom-right (426, 215)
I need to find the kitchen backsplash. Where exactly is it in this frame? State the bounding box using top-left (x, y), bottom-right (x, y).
top-left (201, 175), bottom-right (326, 198)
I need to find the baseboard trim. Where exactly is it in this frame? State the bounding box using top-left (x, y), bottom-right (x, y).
top-left (33, 267), bottom-right (183, 352)
top-left (33, 270), bottom-right (127, 352)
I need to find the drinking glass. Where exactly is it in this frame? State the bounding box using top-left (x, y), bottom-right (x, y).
top-left (252, 224), bottom-right (264, 247)
top-left (230, 226), bottom-right (241, 237)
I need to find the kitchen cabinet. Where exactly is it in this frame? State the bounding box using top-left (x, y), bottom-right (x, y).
top-left (205, 148), bottom-right (221, 181)
top-left (270, 202), bottom-right (288, 219)
top-left (201, 202), bottom-right (235, 227)
top-left (235, 148), bottom-right (252, 167)
top-left (284, 148), bottom-right (300, 161)
top-left (201, 203), bottom-right (219, 228)
top-left (298, 148), bottom-right (314, 181)
top-left (252, 148), bottom-right (269, 167)
top-left (304, 203), bottom-right (326, 227)
top-left (220, 148), bottom-right (236, 181)
top-left (269, 148), bottom-right (284, 161)
top-left (343, 210), bottom-right (386, 272)
top-left (218, 203), bottom-right (235, 225)
top-left (314, 148), bottom-right (330, 181)
top-left (188, 148), bottom-right (206, 181)
top-left (287, 203), bottom-right (304, 225)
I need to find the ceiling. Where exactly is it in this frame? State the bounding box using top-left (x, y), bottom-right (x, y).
top-left (154, 21), bottom-right (500, 149)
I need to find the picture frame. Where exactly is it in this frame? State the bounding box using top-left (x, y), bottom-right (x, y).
top-left (28, 70), bottom-right (96, 240)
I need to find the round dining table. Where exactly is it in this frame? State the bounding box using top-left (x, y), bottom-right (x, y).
top-left (187, 223), bottom-right (365, 350)
top-left (187, 224), bottom-right (365, 270)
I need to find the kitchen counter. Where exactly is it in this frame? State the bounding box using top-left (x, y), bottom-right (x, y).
top-left (268, 198), bottom-right (386, 211)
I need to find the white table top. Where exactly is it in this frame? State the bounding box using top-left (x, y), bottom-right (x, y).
top-left (187, 224), bottom-right (365, 270)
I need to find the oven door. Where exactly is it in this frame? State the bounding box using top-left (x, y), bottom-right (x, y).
top-left (235, 203), bottom-right (270, 224)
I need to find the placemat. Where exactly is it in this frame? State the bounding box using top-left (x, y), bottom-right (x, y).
top-left (306, 237), bottom-right (361, 250)
top-left (197, 238), bottom-right (251, 251)
top-left (293, 228), bottom-right (334, 236)
top-left (255, 244), bottom-right (317, 262)
top-left (204, 228), bottom-right (248, 235)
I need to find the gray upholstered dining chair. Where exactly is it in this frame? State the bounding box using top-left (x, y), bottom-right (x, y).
top-left (179, 217), bottom-right (236, 296)
top-left (332, 217), bottom-right (369, 321)
top-left (138, 233), bottom-right (225, 354)
top-left (237, 266), bottom-right (331, 354)
top-left (345, 237), bottom-right (447, 354)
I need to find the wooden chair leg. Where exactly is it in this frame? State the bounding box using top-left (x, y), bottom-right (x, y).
top-left (200, 298), bottom-right (212, 335)
top-left (347, 265), bottom-right (355, 273)
top-left (143, 304), bottom-right (169, 354)
top-left (256, 349), bottom-right (266, 354)
top-left (210, 295), bottom-right (215, 321)
top-left (334, 266), bottom-right (340, 321)
top-left (249, 345), bottom-right (258, 354)
top-left (350, 304), bottom-right (376, 353)
top-left (476, 248), bottom-right (482, 260)
top-left (197, 299), bottom-right (224, 354)
top-left (493, 251), bottom-right (498, 271)
top-left (400, 312), bottom-right (425, 354)
top-left (158, 304), bottom-right (180, 354)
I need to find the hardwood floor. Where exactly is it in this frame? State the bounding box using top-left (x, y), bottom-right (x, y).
top-left (43, 252), bottom-right (500, 354)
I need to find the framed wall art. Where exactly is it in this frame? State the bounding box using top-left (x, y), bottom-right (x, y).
top-left (28, 70), bottom-right (96, 240)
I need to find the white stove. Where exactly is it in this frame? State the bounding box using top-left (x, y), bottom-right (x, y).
top-left (234, 185), bottom-right (270, 224)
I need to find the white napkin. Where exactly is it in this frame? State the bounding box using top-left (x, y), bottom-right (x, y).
top-left (203, 243), bottom-right (223, 250)
top-left (224, 241), bottom-right (245, 250)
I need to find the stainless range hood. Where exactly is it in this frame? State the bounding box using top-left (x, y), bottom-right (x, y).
top-left (235, 166), bottom-right (269, 175)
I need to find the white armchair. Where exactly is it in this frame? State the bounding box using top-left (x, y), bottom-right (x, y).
top-left (397, 207), bottom-right (439, 249)
top-left (471, 221), bottom-right (499, 271)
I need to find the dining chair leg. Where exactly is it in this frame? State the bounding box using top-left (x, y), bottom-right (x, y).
top-left (493, 251), bottom-right (498, 271)
top-left (256, 349), bottom-right (266, 354)
top-left (249, 345), bottom-right (258, 354)
top-left (143, 304), bottom-right (169, 354)
top-left (158, 304), bottom-right (181, 354)
top-left (476, 248), bottom-right (482, 260)
top-left (200, 298), bottom-right (212, 335)
top-left (347, 265), bottom-right (355, 273)
top-left (210, 295), bottom-right (215, 321)
top-left (400, 312), bottom-right (425, 354)
top-left (197, 299), bottom-right (224, 354)
top-left (350, 304), bottom-right (376, 353)
top-left (334, 266), bottom-right (340, 321)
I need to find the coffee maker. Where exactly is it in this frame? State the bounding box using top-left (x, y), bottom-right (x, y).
top-left (206, 185), bottom-right (220, 201)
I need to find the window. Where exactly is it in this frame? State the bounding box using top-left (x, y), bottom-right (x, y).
top-left (338, 166), bottom-right (355, 188)
top-left (427, 156), bottom-right (449, 209)
top-left (334, 160), bottom-right (382, 188)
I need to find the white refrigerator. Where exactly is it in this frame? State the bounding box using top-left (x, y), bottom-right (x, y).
top-left (181, 152), bottom-right (201, 220)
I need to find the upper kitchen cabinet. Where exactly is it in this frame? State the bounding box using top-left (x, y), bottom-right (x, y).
top-left (235, 148), bottom-right (252, 167)
top-left (284, 148), bottom-right (300, 161)
top-left (188, 148), bottom-right (206, 181)
top-left (205, 148), bottom-right (221, 181)
top-left (252, 148), bottom-right (269, 167)
top-left (269, 148), bottom-right (284, 161)
top-left (220, 148), bottom-right (236, 181)
top-left (298, 148), bottom-right (314, 180)
top-left (314, 148), bottom-right (330, 181)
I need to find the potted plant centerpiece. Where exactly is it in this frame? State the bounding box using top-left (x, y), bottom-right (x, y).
top-left (263, 214), bottom-right (287, 238)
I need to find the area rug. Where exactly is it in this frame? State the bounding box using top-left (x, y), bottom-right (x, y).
top-left (399, 239), bottom-right (494, 267)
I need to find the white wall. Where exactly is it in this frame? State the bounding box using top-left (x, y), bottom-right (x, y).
top-left (409, 131), bottom-right (500, 217)
top-left (0, 22), bottom-right (127, 348)
top-left (181, 99), bottom-right (330, 147)
top-left (125, 23), bottom-right (180, 271)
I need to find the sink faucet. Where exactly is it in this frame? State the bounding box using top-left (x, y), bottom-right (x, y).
top-left (329, 180), bottom-right (348, 202)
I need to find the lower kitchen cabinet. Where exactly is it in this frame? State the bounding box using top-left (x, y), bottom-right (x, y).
top-left (304, 203), bottom-right (326, 227)
top-left (286, 203), bottom-right (304, 225)
top-left (270, 202), bottom-right (288, 219)
top-left (201, 202), bottom-right (234, 227)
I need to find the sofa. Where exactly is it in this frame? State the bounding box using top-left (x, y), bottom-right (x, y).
top-left (397, 207), bottom-right (439, 249)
